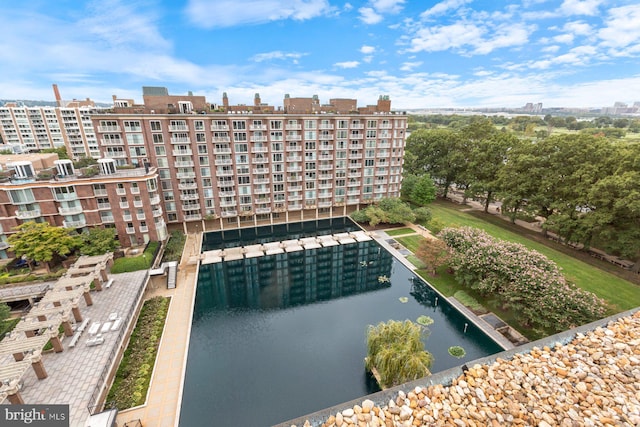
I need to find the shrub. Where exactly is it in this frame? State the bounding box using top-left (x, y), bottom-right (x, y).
top-left (439, 227), bottom-right (607, 332)
top-left (365, 320), bottom-right (433, 389)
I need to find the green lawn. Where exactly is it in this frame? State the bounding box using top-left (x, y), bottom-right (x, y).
top-left (396, 235), bottom-right (424, 254)
top-left (111, 241), bottom-right (159, 274)
top-left (386, 227), bottom-right (416, 237)
top-left (425, 201), bottom-right (640, 312)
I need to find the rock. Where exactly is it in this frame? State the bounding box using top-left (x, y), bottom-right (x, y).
top-left (362, 399), bottom-right (374, 413)
top-left (342, 408), bottom-right (354, 418)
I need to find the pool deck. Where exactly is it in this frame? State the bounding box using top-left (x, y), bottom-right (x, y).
top-left (116, 233), bottom-right (201, 427)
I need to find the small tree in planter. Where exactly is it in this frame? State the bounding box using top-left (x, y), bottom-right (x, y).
top-left (365, 320), bottom-right (433, 389)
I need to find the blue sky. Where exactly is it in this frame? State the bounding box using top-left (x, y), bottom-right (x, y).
top-left (0, 0), bottom-right (639, 109)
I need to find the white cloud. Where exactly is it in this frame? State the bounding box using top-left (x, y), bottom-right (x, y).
top-left (185, 0), bottom-right (333, 28)
top-left (251, 51), bottom-right (306, 62)
top-left (559, 0), bottom-right (602, 16)
top-left (369, 0), bottom-right (405, 14)
top-left (360, 45), bottom-right (376, 54)
top-left (598, 5), bottom-right (640, 49)
top-left (562, 21), bottom-right (592, 36)
top-left (553, 33), bottom-right (575, 44)
top-left (408, 22), bottom-right (484, 52)
top-left (542, 45), bottom-right (561, 53)
top-left (407, 21), bottom-right (532, 55)
top-left (358, 7), bottom-right (383, 24)
top-left (363, 56), bottom-right (374, 63)
top-left (358, 0), bottom-right (404, 24)
top-left (420, 0), bottom-right (472, 19)
top-left (334, 61), bottom-right (360, 68)
top-left (400, 61), bottom-right (423, 71)
top-left (472, 23), bottom-right (532, 54)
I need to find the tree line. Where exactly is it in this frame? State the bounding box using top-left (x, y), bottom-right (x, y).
top-left (404, 118), bottom-right (640, 263)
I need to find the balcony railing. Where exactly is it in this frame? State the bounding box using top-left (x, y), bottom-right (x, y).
top-left (183, 204), bottom-right (201, 211)
top-left (176, 172), bottom-right (196, 179)
top-left (218, 191), bottom-right (236, 197)
top-left (152, 209), bottom-right (163, 217)
top-left (139, 225), bottom-right (149, 233)
top-left (255, 207), bottom-right (271, 214)
top-left (136, 213), bottom-right (146, 220)
top-left (251, 147), bottom-right (268, 153)
top-left (101, 215), bottom-right (115, 223)
top-left (178, 182), bottom-right (198, 190)
top-left (63, 220), bottom-right (87, 228)
top-left (286, 124), bottom-right (301, 130)
top-left (126, 227), bottom-right (136, 234)
top-left (58, 206), bottom-right (83, 215)
top-left (97, 125), bottom-right (121, 132)
top-left (16, 209), bottom-right (41, 219)
top-left (149, 195), bottom-right (161, 205)
top-left (169, 125), bottom-right (189, 132)
top-left (249, 125), bottom-right (267, 131)
top-left (213, 148), bottom-right (232, 154)
top-left (171, 137), bottom-right (191, 144)
top-left (180, 193), bottom-right (199, 201)
top-left (101, 138), bottom-right (124, 146)
top-left (220, 210), bottom-right (237, 218)
top-left (173, 149), bottom-right (193, 156)
top-left (54, 193), bottom-right (78, 202)
top-left (122, 214), bottom-right (133, 221)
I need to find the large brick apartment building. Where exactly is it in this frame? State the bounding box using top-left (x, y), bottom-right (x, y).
top-left (0, 87), bottom-right (406, 251)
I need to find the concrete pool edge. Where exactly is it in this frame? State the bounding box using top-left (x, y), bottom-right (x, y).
top-left (273, 305), bottom-right (640, 427)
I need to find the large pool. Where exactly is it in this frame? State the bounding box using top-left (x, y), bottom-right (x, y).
top-left (180, 220), bottom-right (502, 426)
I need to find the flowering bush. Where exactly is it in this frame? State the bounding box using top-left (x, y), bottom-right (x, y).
top-left (438, 227), bottom-right (607, 332)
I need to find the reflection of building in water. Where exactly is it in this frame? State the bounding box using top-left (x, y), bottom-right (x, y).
top-left (197, 240), bottom-right (393, 311)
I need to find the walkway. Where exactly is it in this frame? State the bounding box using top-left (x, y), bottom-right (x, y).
top-left (116, 233), bottom-right (201, 427)
top-left (0, 270), bottom-right (148, 427)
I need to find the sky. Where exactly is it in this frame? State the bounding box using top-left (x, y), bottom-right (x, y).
top-left (0, 0), bottom-right (639, 109)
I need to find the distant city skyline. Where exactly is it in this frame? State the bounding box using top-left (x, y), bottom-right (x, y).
top-left (0, 0), bottom-right (639, 109)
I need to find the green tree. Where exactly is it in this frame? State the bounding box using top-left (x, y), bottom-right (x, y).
top-left (413, 207), bottom-right (432, 224)
top-left (415, 238), bottom-right (450, 275)
top-left (410, 174), bottom-right (437, 206)
top-left (78, 228), bottom-right (120, 256)
top-left (404, 129), bottom-right (466, 198)
top-left (0, 303), bottom-right (10, 324)
top-left (8, 222), bottom-right (80, 272)
top-left (400, 174), bottom-right (419, 201)
top-left (365, 320), bottom-right (433, 389)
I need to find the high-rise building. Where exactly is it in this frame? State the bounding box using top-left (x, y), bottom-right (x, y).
top-left (0, 87), bottom-right (406, 248)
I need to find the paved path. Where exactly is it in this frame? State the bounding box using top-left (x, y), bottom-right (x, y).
top-left (116, 233), bottom-right (200, 427)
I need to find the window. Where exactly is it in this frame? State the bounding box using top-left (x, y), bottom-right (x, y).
top-left (152, 134), bottom-right (164, 144)
top-left (199, 156), bottom-right (209, 165)
top-left (367, 120), bottom-right (377, 128)
top-left (124, 120), bottom-right (141, 132)
top-left (234, 143), bottom-right (248, 152)
top-left (156, 157), bottom-right (168, 168)
top-left (200, 167), bottom-right (211, 177)
top-left (305, 141), bottom-right (316, 150)
top-left (304, 131), bottom-right (316, 140)
top-left (197, 145), bottom-right (208, 154)
top-left (150, 121), bottom-right (162, 131)
top-left (238, 176), bottom-right (250, 184)
top-left (155, 146), bottom-right (166, 156)
top-left (232, 121), bottom-right (246, 130)
top-left (304, 120), bottom-right (316, 129)
top-left (194, 120), bottom-right (204, 131)
top-left (130, 146), bottom-right (147, 157)
top-left (270, 120), bottom-right (282, 129)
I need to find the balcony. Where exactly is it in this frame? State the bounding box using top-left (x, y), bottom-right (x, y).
top-left (319, 133), bottom-right (334, 140)
top-left (173, 149), bottom-right (193, 156)
top-left (349, 144), bottom-right (364, 150)
top-left (169, 125), bottom-right (189, 132)
top-left (178, 182), bottom-right (198, 190)
top-left (319, 145), bottom-right (334, 150)
top-left (152, 208), bottom-right (163, 218)
top-left (347, 198), bottom-right (360, 205)
top-left (287, 204), bottom-right (302, 211)
top-left (288, 195), bottom-right (302, 201)
top-left (218, 190), bottom-right (236, 197)
top-left (285, 134), bottom-right (301, 141)
top-left (63, 219), bottom-right (86, 228)
top-left (171, 137), bottom-right (191, 144)
top-left (94, 189), bottom-right (108, 197)
top-left (319, 184), bottom-right (333, 189)
top-left (351, 124), bottom-right (364, 129)
top-left (180, 193), bottom-right (199, 201)
top-left (286, 124), bottom-right (301, 130)
top-left (212, 136), bottom-right (231, 143)
top-left (54, 192), bottom-right (78, 202)
top-left (287, 166), bottom-right (302, 173)
top-left (251, 147), bottom-right (268, 153)
top-left (183, 204), bottom-right (201, 211)
top-left (97, 125), bottom-right (121, 132)
top-left (105, 152), bottom-right (128, 159)
top-left (115, 188), bottom-right (126, 196)
top-left (119, 201), bottom-right (130, 209)
top-left (256, 207), bottom-right (271, 214)
top-left (131, 187), bottom-right (140, 194)
top-left (252, 178), bottom-right (269, 185)
top-left (216, 170), bottom-right (234, 177)
top-left (220, 210), bottom-right (237, 218)
top-left (286, 145), bottom-right (302, 151)
top-left (318, 201), bottom-right (332, 208)
top-left (249, 125), bottom-right (267, 131)
top-left (16, 209), bottom-right (41, 219)
top-left (319, 124), bottom-right (334, 130)
top-left (377, 152), bottom-right (390, 158)
top-left (136, 213), bottom-right (146, 220)
top-left (176, 172), bottom-right (196, 179)
top-left (122, 214), bottom-right (133, 221)
top-left (350, 163), bottom-right (363, 168)
top-left (214, 159), bottom-right (233, 166)
top-left (287, 176), bottom-right (302, 183)
top-left (286, 156), bottom-right (302, 162)
top-left (175, 160), bottom-right (195, 167)
top-left (101, 138), bottom-right (124, 146)
top-left (319, 164), bottom-right (334, 171)
top-left (211, 124), bottom-right (230, 131)
top-left (140, 225), bottom-right (149, 233)
top-left (126, 227), bottom-right (136, 234)
top-left (214, 147), bottom-right (232, 154)
top-left (347, 190), bottom-right (361, 196)
top-left (378, 142), bottom-right (391, 148)
top-left (253, 168), bottom-right (269, 175)
top-left (58, 206), bottom-right (83, 215)
top-left (219, 200), bottom-right (237, 208)
top-left (347, 181), bottom-right (362, 187)
top-left (254, 188), bottom-right (270, 195)
top-left (149, 195), bottom-right (161, 205)
top-left (101, 215), bottom-right (115, 223)
top-left (250, 136), bottom-right (267, 142)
